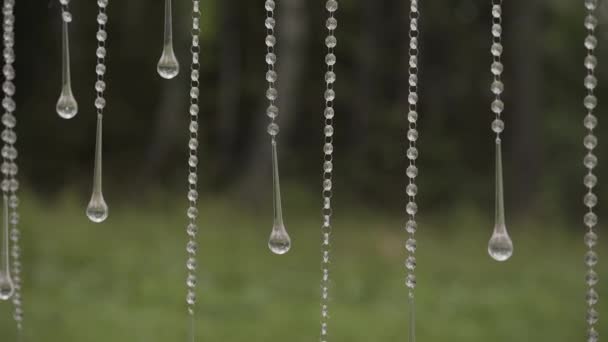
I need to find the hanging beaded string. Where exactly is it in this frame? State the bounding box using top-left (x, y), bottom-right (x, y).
top-left (582, 0), bottom-right (599, 340)
top-left (2, 0), bottom-right (23, 331)
top-left (264, 0), bottom-right (279, 134)
top-left (319, 1), bottom-right (337, 341)
top-left (94, 1), bottom-right (108, 117)
top-left (185, 0), bottom-right (201, 341)
top-left (405, 1), bottom-right (420, 341)
top-left (490, 0), bottom-right (505, 133)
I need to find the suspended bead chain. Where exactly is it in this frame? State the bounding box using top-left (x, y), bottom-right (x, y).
top-left (94, 0), bottom-right (109, 115)
top-left (1, 0), bottom-right (23, 330)
top-left (319, 2), bottom-right (338, 341)
top-left (264, 0), bottom-right (279, 137)
top-left (582, 1), bottom-right (599, 341)
top-left (490, 0), bottom-right (505, 137)
top-left (405, 1), bottom-right (421, 342)
top-left (185, 0), bottom-right (201, 333)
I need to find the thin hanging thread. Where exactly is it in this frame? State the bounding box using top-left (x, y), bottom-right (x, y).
top-left (405, 1), bottom-right (421, 342)
top-left (265, 0), bottom-right (291, 255)
top-left (487, 0), bottom-right (513, 262)
top-left (56, 0), bottom-right (78, 119)
top-left (185, 1), bottom-right (202, 341)
top-left (85, 0), bottom-right (110, 223)
top-left (319, 1), bottom-right (338, 341)
top-left (582, 0), bottom-right (599, 340)
top-left (2, 0), bottom-right (23, 331)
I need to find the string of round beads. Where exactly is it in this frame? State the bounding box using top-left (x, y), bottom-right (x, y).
top-left (582, 1), bottom-right (599, 341)
top-left (94, 0), bottom-right (109, 119)
top-left (1, 0), bottom-right (23, 329)
top-left (320, 2), bottom-right (338, 341)
top-left (490, 0), bottom-right (505, 140)
top-left (59, 0), bottom-right (72, 23)
top-left (405, 0), bottom-right (420, 296)
top-left (264, 0), bottom-right (280, 139)
top-left (185, 0), bottom-right (201, 319)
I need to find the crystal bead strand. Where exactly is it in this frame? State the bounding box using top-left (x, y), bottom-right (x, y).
top-left (185, 1), bottom-right (201, 341)
top-left (405, 1), bottom-right (420, 341)
top-left (487, 0), bottom-right (513, 262)
top-left (1, 0), bottom-right (23, 330)
top-left (265, 0), bottom-right (291, 255)
top-left (582, 1), bottom-right (599, 340)
top-left (319, 1), bottom-right (338, 341)
top-left (56, 0), bottom-right (78, 119)
top-left (86, 0), bottom-right (109, 223)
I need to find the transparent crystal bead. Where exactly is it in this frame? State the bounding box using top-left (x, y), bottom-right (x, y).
top-left (325, 71), bottom-right (336, 83)
top-left (186, 257), bottom-right (197, 271)
top-left (585, 55), bottom-right (597, 70)
top-left (585, 75), bottom-right (597, 90)
top-left (267, 104), bottom-right (278, 118)
top-left (265, 52), bottom-right (276, 65)
top-left (492, 24), bottom-right (502, 37)
top-left (407, 129), bottom-right (418, 142)
top-left (587, 308), bottom-right (599, 325)
top-left (95, 63), bottom-right (106, 75)
top-left (492, 119), bottom-right (504, 133)
top-left (325, 53), bottom-right (336, 66)
top-left (325, 35), bottom-right (337, 48)
top-left (405, 256), bottom-right (417, 270)
top-left (491, 43), bottom-right (503, 56)
top-left (586, 0), bottom-right (598, 10)
top-left (96, 29), bottom-right (107, 42)
top-left (325, 89), bottom-right (336, 101)
top-left (265, 17), bottom-right (275, 29)
top-left (324, 143), bottom-right (333, 155)
top-left (492, 4), bottom-right (501, 18)
top-left (97, 0), bottom-right (108, 8)
top-left (324, 125), bottom-right (334, 137)
top-left (324, 107), bottom-right (335, 119)
top-left (265, 35), bottom-right (276, 47)
top-left (491, 80), bottom-right (504, 95)
top-left (585, 15), bottom-right (598, 30)
top-left (409, 55), bottom-right (418, 68)
top-left (584, 95), bottom-right (597, 110)
top-left (584, 193), bottom-right (598, 208)
top-left (407, 147), bottom-right (418, 160)
top-left (326, 17), bottom-right (337, 30)
top-left (584, 114), bottom-right (598, 129)
top-left (586, 288), bottom-right (599, 306)
top-left (323, 161), bottom-right (333, 173)
top-left (586, 270), bottom-right (599, 286)
top-left (406, 165), bottom-right (418, 179)
top-left (585, 231), bottom-right (598, 247)
top-left (588, 328), bottom-right (599, 342)
top-left (326, 0), bottom-right (338, 12)
top-left (323, 179), bottom-right (332, 191)
top-left (408, 93), bottom-right (418, 105)
top-left (491, 100), bottom-right (504, 114)
top-left (409, 74), bottom-right (418, 86)
top-left (408, 111), bottom-right (418, 123)
top-left (406, 202), bottom-right (418, 215)
top-left (585, 174), bottom-right (598, 188)
top-left (267, 123), bottom-right (279, 136)
top-left (584, 153), bottom-right (597, 169)
top-left (266, 87), bottom-right (278, 101)
top-left (264, 0), bottom-right (275, 11)
top-left (406, 183), bottom-right (418, 196)
top-left (266, 70), bottom-right (277, 83)
top-left (97, 13), bottom-right (108, 24)
top-left (585, 250), bottom-right (598, 267)
top-left (584, 134), bottom-right (598, 150)
top-left (186, 240), bottom-right (198, 254)
top-left (405, 274), bottom-right (416, 289)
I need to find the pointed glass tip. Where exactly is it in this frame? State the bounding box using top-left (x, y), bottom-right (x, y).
top-left (268, 224), bottom-right (291, 255)
top-left (157, 49), bottom-right (180, 79)
top-left (56, 90), bottom-right (78, 119)
top-left (86, 192), bottom-right (108, 223)
top-left (0, 272), bottom-right (14, 301)
top-left (488, 227), bottom-right (513, 262)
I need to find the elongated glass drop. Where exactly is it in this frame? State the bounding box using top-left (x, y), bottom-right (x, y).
top-left (0, 195), bottom-right (14, 300)
top-left (86, 114), bottom-right (108, 223)
top-left (157, 0), bottom-right (180, 79)
top-left (408, 293), bottom-right (415, 342)
top-left (488, 138), bottom-right (513, 261)
top-left (56, 16), bottom-right (78, 119)
top-left (268, 139), bottom-right (291, 255)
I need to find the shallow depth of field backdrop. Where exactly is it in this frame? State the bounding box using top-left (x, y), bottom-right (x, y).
top-left (0, 0), bottom-right (606, 341)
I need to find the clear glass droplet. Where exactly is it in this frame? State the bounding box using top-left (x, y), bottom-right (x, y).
top-left (86, 115), bottom-right (108, 223)
top-left (56, 19), bottom-right (78, 119)
top-left (0, 195), bottom-right (14, 301)
top-left (268, 139), bottom-right (291, 255)
top-left (488, 139), bottom-right (514, 262)
top-left (157, 0), bottom-right (180, 79)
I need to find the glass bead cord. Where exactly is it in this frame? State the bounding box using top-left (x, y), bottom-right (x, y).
top-left (185, 2), bottom-right (201, 342)
top-left (265, 0), bottom-right (291, 255)
top-left (319, 1), bottom-right (338, 341)
top-left (405, 1), bottom-right (420, 342)
top-left (1, 0), bottom-right (23, 330)
top-left (85, 0), bottom-right (110, 223)
top-left (56, 0), bottom-right (79, 119)
top-left (487, 0), bottom-right (513, 262)
top-left (582, 1), bottom-right (599, 341)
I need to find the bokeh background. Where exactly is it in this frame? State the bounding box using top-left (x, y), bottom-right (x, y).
top-left (0, 0), bottom-right (607, 341)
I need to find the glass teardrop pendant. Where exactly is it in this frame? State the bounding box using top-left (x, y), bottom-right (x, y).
top-left (268, 139), bottom-right (291, 255)
top-left (56, 16), bottom-right (78, 119)
top-left (0, 195), bottom-right (14, 301)
top-left (157, 0), bottom-right (180, 79)
top-left (488, 138), bottom-right (513, 261)
top-left (86, 114), bottom-right (108, 223)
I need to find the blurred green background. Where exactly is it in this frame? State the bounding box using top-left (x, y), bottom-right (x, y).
top-left (0, 0), bottom-right (606, 340)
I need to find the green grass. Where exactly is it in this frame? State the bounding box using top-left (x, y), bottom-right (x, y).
top-left (0, 191), bottom-right (605, 342)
